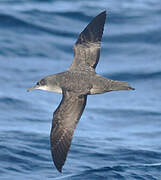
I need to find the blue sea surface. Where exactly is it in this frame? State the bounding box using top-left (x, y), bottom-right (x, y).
top-left (1, 0), bottom-right (161, 179)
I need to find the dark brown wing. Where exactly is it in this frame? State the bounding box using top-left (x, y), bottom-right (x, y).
top-left (69, 11), bottom-right (106, 70)
top-left (50, 91), bottom-right (87, 172)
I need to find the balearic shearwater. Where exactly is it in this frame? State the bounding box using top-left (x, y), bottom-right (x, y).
top-left (27, 11), bottom-right (134, 172)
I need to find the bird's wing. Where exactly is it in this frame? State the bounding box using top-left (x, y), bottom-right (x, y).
top-left (50, 91), bottom-right (87, 172)
top-left (69, 11), bottom-right (106, 70)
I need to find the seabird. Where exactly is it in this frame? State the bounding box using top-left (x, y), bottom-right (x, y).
top-left (27, 11), bottom-right (135, 172)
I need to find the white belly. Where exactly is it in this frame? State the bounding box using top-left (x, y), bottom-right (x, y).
top-left (38, 85), bottom-right (62, 94)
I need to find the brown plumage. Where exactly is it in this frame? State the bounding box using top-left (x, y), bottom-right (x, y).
top-left (28, 11), bottom-right (134, 172)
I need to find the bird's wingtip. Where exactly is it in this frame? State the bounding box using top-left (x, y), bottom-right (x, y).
top-left (102, 10), bottom-right (106, 14)
top-left (58, 168), bottom-right (62, 173)
top-left (129, 87), bottom-right (135, 90)
top-left (99, 10), bottom-right (106, 17)
top-left (55, 164), bottom-right (63, 173)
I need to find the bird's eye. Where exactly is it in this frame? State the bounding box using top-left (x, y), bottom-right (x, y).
top-left (37, 82), bottom-right (40, 86)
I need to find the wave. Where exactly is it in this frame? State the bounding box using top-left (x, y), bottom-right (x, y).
top-left (103, 71), bottom-right (161, 82)
top-left (88, 107), bottom-right (161, 116)
top-left (0, 96), bottom-right (26, 107)
top-left (0, 13), bottom-right (75, 38)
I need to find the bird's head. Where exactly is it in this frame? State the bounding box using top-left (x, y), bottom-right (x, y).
top-left (27, 75), bottom-right (62, 93)
top-left (27, 78), bottom-right (48, 92)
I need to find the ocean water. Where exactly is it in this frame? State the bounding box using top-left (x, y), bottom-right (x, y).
top-left (1, 0), bottom-right (161, 179)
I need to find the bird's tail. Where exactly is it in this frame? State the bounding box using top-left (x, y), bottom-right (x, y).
top-left (90, 76), bottom-right (135, 95)
top-left (109, 80), bottom-right (135, 91)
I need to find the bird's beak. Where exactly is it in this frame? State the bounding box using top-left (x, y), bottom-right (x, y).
top-left (27, 85), bottom-right (39, 92)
